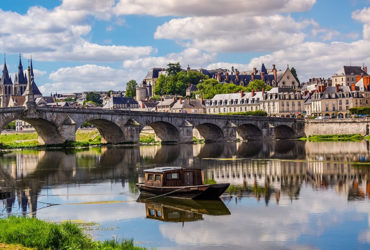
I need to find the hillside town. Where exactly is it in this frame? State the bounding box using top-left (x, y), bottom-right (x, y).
top-left (1, 56), bottom-right (370, 124)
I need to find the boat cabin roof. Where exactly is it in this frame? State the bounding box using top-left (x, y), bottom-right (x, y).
top-left (144, 167), bottom-right (183, 173)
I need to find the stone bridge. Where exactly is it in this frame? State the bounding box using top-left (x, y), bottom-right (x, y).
top-left (0, 106), bottom-right (305, 145)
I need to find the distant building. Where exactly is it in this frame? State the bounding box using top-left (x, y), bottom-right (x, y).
top-left (103, 96), bottom-right (139, 110)
top-left (171, 98), bottom-right (206, 114)
top-left (332, 66), bottom-right (368, 87)
top-left (186, 84), bottom-right (198, 97)
top-left (156, 96), bottom-right (178, 112)
top-left (143, 68), bottom-right (166, 96)
top-left (136, 80), bottom-right (153, 101)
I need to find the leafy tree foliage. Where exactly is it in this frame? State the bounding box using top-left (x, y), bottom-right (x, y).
top-left (86, 92), bottom-right (102, 105)
top-left (245, 80), bottom-right (272, 92)
top-left (154, 70), bottom-right (207, 96)
top-left (166, 62), bottom-right (182, 76)
top-left (125, 80), bottom-right (138, 97)
top-left (196, 79), bottom-right (248, 99)
top-left (290, 67), bottom-right (300, 84)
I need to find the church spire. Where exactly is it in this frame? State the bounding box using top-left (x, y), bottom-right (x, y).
top-left (1, 54), bottom-right (12, 85)
top-left (16, 54), bottom-right (26, 84)
top-left (30, 56), bottom-right (34, 77)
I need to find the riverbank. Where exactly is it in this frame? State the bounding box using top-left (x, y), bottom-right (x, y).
top-left (0, 129), bottom-right (160, 149)
top-left (0, 217), bottom-right (145, 250)
top-left (300, 134), bottom-right (370, 142)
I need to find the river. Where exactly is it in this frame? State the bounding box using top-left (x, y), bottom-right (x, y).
top-left (0, 141), bottom-right (369, 249)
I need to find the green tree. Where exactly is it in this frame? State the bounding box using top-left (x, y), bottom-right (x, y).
top-left (86, 92), bottom-right (102, 105)
top-left (107, 90), bottom-right (113, 97)
top-left (166, 62), bottom-right (182, 76)
top-left (125, 80), bottom-right (137, 97)
top-left (245, 80), bottom-right (272, 92)
top-left (290, 67), bottom-right (300, 84)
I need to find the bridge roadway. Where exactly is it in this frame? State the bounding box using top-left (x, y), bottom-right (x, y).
top-left (0, 106), bottom-right (305, 145)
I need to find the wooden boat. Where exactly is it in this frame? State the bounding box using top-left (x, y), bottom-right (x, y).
top-left (136, 167), bottom-right (229, 199)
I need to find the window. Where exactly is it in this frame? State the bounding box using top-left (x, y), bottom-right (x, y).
top-left (147, 174), bottom-right (154, 181)
top-left (149, 209), bottom-right (155, 216)
top-left (155, 175), bottom-right (161, 181)
top-left (346, 100), bottom-right (349, 105)
top-left (167, 173), bottom-right (179, 179)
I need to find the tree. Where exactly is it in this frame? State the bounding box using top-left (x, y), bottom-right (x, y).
top-left (245, 80), bottom-right (272, 92)
top-left (166, 62), bottom-right (182, 76)
top-left (125, 80), bottom-right (137, 97)
top-left (86, 92), bottom-right (102, 105)
top-left (290, 67), bottom-right (300, 84)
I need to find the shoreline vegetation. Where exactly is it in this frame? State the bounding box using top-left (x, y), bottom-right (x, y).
top-left (300, 134), bottom-right (370, 142)
top-left (0, 217), bottom-right (145, 250)
top-left (1, 130), bottom-right (370, 150)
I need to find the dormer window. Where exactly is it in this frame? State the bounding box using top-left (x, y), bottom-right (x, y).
top-left (235, 99), bottom-right (238, 104)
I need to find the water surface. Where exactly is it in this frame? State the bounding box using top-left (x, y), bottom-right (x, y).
top-left (0, 141), bottom-right (369, 249)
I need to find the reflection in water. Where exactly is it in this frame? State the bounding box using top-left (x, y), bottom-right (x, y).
top-left (0, 141), bottom-right (369, 249)
top-left (137, 195), bottom-right (230, 223)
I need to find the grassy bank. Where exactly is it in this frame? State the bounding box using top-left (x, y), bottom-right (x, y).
top-left (0, 130), bottom-right (162, 149)
top-left (0, 217), bottom-right (145, 250)
top-left (300, 134), bottom-right (365, 142)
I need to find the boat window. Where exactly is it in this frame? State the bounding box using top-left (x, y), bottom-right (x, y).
top-left (149, 209), bottom-right (155, 216)
top-left (147, 174), bottom-right (154, 181)
top-left (155, 175), bottom-right (161, 181)
top-left (156, 210), bottom-right (162, 217)
top-left (167, 173), bottom-right (179, 179)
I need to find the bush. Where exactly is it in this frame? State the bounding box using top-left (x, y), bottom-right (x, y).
top-left (349, 106), bottom-right (370, 115)
top-left (218, 110), bottom-right (267, 116)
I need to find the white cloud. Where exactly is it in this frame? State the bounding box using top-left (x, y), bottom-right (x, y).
top-left (61, 0), bottom-right (115, 20)
top-left (0, 3), bottom-right (152, 62)
top-left (114, 0), bottom-right (316, 17)
top-left (123, 48), bottom-right (216, 70)
top-left (352, 7), bottom-right (370, 40)
top-left (40, 64), bottom-right (145, 94)
top-left (155, 15), bottom-right (310, 53)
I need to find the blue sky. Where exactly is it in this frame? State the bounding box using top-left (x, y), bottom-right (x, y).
top-left (0, 0), bottom-right (370, 94)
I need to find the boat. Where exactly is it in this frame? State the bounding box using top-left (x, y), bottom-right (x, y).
top-left (136, 167), bottom-right (230, 199)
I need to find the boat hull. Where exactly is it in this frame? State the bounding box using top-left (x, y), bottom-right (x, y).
top-left (136, 183), bottom-right (230, 200)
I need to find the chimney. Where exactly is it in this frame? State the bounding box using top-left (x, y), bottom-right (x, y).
top-left (262, 88), bottom-right (265, 95)
top-left (252, 90), bottom-right (255, 97)
top-left (351, 83), bottom-right (356, 91)
top-left (365, 66), bottom-right (368, 74)
top-left (336, 84), bottom-right (339, 93)
top-left (251, 73), bottom-right (255, 80)
top-left (141, 101), bottom-right (145, 109)
top-left (236, 70), bottom-right (240, 82)
top-left (272, 64), bottom-right (277, 81)
top-left (217, 72), bottom-right (222, 82)
top-left (225, 72), bottom-right (230, 82)
top-left (179, 97), bottom-right (182, 104)
top-left (240, 91), bottom-right (244, 98)
top-left (261, 72), bottom-right (265, 81)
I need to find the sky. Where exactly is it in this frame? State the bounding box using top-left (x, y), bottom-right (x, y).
top-left (0, 0), bottom-right (370, 94)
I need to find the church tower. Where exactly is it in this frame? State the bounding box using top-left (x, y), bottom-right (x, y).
top-left (14, 54), bottom-right (27, 95)
top-left (0, 56), bottom-right (13, 107)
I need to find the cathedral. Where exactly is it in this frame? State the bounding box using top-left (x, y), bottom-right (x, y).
top-left (0, 56), bottom-right (42, 107)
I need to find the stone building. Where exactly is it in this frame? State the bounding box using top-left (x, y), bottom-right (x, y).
top-left (103, 96), bottom-right (139, 110)
top-left (332, 66), bottom-right (368, 87)
top-left (156, 97), bottom-right (177, 112)
top-left (171, 98), bottom-right (206, 114)
top-left (304, 86), bottom-right (370, 118)
top-left (200, 64), bottom-right (299, 89)
top-left (143, 68), bottom-right (166, 96)
top-left (136, 80), bottom-right (153, 102)
top-left (206, 87), bottom-right (304, 118)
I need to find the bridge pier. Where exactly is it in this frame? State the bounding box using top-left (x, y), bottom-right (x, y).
top-left (223, 123), bottom-right (237, 142)
top-left (178, 122), bottom-right (194, 143)
top-left (122, 125), bottom-right (141, 144)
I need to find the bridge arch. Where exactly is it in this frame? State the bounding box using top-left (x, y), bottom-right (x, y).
top-left (194, 123), bottom-right (224, 143)
top-left (145, 121), bottom-right (180, 144)
top-left (274, 125), bottom-right (295, 139)
top-left (0, 117), bottom-right (65, 145)
top-left (237, 124), bottom-right (262, 141)
top-left (82, 119), bottom-right (125, 144)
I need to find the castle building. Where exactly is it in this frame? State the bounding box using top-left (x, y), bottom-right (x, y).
top-left (0, 56), bottom-right (42, 107)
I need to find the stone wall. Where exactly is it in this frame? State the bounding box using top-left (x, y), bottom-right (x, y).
top-left (305, 118), bottom-right (370, 136)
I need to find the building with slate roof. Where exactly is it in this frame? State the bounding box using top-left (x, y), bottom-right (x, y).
top-left (0, 56), bottom-right (42, 107)
top-left (103, 96), bottom-right (139, 110)
top-left (332, 65), bottom-right (368, 87)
